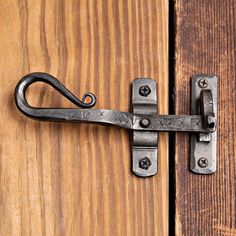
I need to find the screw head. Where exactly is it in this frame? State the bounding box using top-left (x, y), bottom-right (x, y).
top-left (139, 118), bottom-right (150, 128)
top-left (198, 157), bottom-right (208, 168)
top-left (139, 85), bottom-right (151, 97)
top-left (198, 79), bottom-right (208, 88)
top-left (139, 157), bottom-right (152, 170)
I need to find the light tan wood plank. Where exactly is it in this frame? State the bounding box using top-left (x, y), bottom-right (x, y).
top-left (0, 1), bottom-right (168, 235)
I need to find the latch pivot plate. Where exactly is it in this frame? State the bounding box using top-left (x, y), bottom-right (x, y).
top-left (132, 78), bottom-right (158, 177)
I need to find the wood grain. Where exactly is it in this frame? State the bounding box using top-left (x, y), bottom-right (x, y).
top-left (0, 1), bottom-right (169, 235)
top-left (174, 0), bottom-right (236, 235)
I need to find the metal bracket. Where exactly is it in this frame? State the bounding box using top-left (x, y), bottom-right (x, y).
top-left (15, 73), bottom-right (217, 177)
top-left (190, 75), bottom-right (218, 174)
top-left (132, 78), bottom-right (158, 177)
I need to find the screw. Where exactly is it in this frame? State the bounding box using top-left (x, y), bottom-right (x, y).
top-left (139, 118), bottom-right (150, 128)
top-left (139, 157), bottom-right (152, 170)
top-left (198, 79), bottom-right (208, 88)
top-left (198, 157), bottom-right (208, 168)
top-left (139, 85), bottom-right (151, 97)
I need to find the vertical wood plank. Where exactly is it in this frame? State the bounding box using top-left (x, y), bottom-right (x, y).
top-left (0, 0), bottom-right (168, 235)
top-left (175, 0), bottom-right (236, 235)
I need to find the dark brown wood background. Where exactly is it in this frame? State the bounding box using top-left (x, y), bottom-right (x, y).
top-left (175, 0), bottom-right (236, 235)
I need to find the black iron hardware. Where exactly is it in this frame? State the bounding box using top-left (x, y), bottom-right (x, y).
top-left (15, 73), bottom-right (217, 177)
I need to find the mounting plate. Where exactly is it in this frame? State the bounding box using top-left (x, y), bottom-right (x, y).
top-left (132, 78), bottom-right (158, 177)
top-left (190, 75), bottom-right (218, 174)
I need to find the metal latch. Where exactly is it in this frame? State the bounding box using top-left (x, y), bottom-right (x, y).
top-left (15, 73), bottom-right (217, 177)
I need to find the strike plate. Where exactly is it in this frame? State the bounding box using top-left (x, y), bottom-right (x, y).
top-left (190, 75), bottom-right (218, 174)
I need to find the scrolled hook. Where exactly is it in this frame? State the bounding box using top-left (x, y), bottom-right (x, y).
top-left (15, 72), bottom-right (97, 112)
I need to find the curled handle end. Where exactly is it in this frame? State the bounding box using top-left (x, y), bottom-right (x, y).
top-left (15, 72), bottom-right (97, 114)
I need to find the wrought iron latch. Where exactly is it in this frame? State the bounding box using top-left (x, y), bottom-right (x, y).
top-left (15, 73), bottom-right (217, 177)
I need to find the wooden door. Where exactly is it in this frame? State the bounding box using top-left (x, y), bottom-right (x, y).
top-left (3, 1), bottom-right (234, 235)
top-left (0, 1), bottom-right (168, 235)
top-left (174, 0), bottom-right (236, 235)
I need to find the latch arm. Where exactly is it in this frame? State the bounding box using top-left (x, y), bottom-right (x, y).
top-left (15, 73), bottom-right (215, 133)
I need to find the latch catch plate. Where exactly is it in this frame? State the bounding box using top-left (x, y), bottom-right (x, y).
top-left (190, 75), bottom-right (218, 174)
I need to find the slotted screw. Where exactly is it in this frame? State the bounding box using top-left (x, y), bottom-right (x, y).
top-left (198, 79), bottom-right (208, 88)
top-left (139, 157), bottom-right (152, 170)
top-left (198, 157), bottom-right (208, 168)
top-left (139, 85), bottom-right (151, 97)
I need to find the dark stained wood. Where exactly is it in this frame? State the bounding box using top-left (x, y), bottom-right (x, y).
top-left (175, 0), bottom-right (236, 235)
top-left (0, 0), bottom-right (168, 235)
